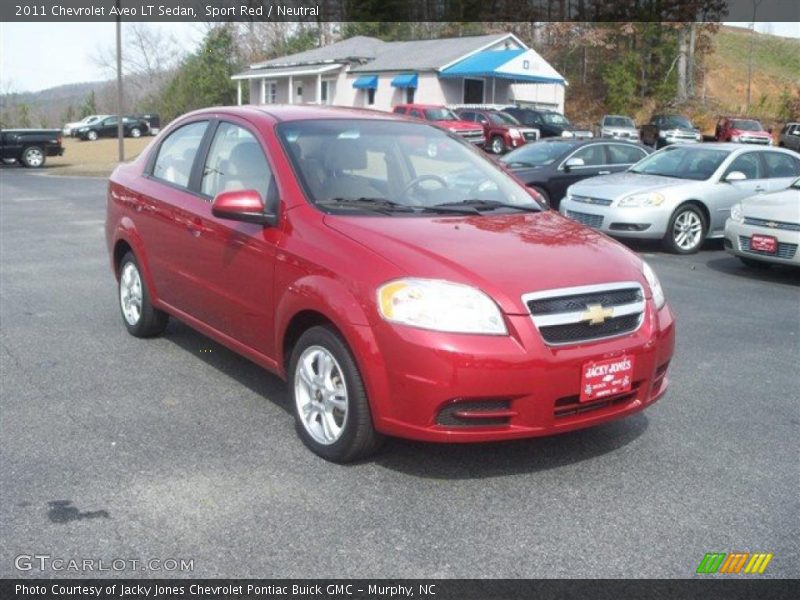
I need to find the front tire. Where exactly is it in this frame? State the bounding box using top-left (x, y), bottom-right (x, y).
top-left (20, 146), bottom-right (45, 168)
top-left (529, 185), bottom-right (551, 209)
top-left (118, 252), bottom-right (168, 337)
top-left (130, 127), bottom-right (142, 138)
top-left (490, 135), bottom-right (507, 155)
top-left (289, 326), bottom-right (383, 463)
top-left (663, 204), bottom-right (707, 254)
top-left (87, 130), bottom-right (98, 141)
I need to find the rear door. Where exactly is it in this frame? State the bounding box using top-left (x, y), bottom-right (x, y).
top-left (605, 143), bottom-right (649, 173)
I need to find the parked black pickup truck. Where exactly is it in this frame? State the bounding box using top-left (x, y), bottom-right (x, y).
top-left (640, 114), bottom-right (703, 149)
top-left (0, 129), bottom-right (65, 168)
top-left (76, 115), bottom-right (149, 141)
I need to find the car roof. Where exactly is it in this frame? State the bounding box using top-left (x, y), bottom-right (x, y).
top-left (183, 104), bottom-right (409, 124)
top-left (394, 104), bottom-right (448, 110)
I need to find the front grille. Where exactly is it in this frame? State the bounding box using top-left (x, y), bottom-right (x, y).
top-left (739, 236), bottom-right (798, 259)
top-left (539, 313), bottom-right (641, 344)
top-left (571, 195), bottom-right (613, 207)
top-left (457, 130), bottom-right (484, 141)
top-left (743, 217), bottom-right (800, 232)
top-left (528, 287), bottom-right (642, 315)
top-left (739, 136), bottom-right (770, 144)
top-left (436, 400), bottom-right (511, 427)
top-left (523, 282), bottom-right (646, 346)
top-left (567, 210), bottom-right (604, 228)
top-left (521, 129), bottom-right (539, 141)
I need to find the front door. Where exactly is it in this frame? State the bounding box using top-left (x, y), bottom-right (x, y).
top-left (710, 152), bottom-right (769, 234)
top-left (464, 78), bottom-right (484, 104)
top-left (176, 119), bottom-right (281, 356)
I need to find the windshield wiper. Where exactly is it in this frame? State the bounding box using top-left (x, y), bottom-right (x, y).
top-left (428, 199), bottom-right (541, 213)
top-left (318, 197), bottom-right (415, 214)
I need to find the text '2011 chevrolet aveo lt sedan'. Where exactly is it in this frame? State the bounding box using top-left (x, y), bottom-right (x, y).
top-left (106, 105), bottom-right (675, 462)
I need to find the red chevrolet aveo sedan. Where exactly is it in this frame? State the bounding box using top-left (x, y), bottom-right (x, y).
top-left (106, 105), bottom-right (675, 462)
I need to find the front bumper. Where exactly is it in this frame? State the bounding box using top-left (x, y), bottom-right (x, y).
top-left (559, 197), bottom-right (671, 240)
top-left (724, 219), bottom-right (800, 265)
top-left (363, 302), bottom-right (675, 442)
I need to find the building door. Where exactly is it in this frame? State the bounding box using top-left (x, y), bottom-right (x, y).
top-left (464, 78), bottom-right (484, 104)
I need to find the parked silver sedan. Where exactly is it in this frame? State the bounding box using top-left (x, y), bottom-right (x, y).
top-left (724, 177), bottom-right (800, 268)
top-left (560, 143), bottom-right (800, 253)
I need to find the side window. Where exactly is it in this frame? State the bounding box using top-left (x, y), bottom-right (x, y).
top-left (392, 107), bottom-right (405, 115)
top-left (570, 145), bottom-right (606, 167)
top-left (152, 121), bottom-right (208, 188)
top-left (607, 144), bottom-right (647, 165)
top-left (104, 117), bottom-right (117, 126)
top-left (476, 113), bottom-right (489, 124)
top-left (409, 109), bottom-right (422, 119)
top-left (762, 152), bottom-right (800, 179)
top-left (201, 122), bottom-right (273, 200)
top-left (724, 152), bottom-right (763, 180)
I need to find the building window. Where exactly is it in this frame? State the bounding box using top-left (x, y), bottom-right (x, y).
top-left (367, 88), bottom-right (376, 105)
top-left (405, 87), bottom-right (415, 103)
top-left (268, 83), bottom-right (277, 104)
top-left (321, 80), bottom-right (335, 105)
top-left (297, 85), bottom-right (303, 98)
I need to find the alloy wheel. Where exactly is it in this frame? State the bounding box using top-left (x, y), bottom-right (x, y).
top-left (294, 346), bottom-right (348, 445)
top-left (672, 210), bottom-right (703, 251)
top-left (119, 262), bottom-right (143, 326)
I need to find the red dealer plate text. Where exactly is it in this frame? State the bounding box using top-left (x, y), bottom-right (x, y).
top-left (580, 355), bottom-right (634, 402)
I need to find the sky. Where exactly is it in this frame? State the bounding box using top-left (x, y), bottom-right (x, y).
top-left (1, 21), bottom-right (798, 93)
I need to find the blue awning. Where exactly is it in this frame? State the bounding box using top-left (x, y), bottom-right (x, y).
top-left (391, 73), bottom-right (418, 89)
top-left (352, 75), bottom-right (378, 90)
top-left (440, 49), bottom-right (566, 85)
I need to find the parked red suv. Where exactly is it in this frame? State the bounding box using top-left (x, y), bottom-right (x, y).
top-left (714, 116), bottom-right (772, 145)
top-left (392, 104), bottom-right (485, 146)
top-left (455, 107), bottom-right (540, 154)
top-left (107, 105), bottom-right (675, 462)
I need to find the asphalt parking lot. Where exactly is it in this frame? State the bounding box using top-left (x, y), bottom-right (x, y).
top-left (1, 167), bottom-right (798, 579)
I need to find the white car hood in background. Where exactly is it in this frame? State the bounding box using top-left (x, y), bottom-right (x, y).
top-left (740, 187), bottom-right (800, 222)
top-left (569, 171), bottom-right (694, 200)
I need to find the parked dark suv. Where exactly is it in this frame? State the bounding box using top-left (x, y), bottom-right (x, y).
top-left (640, 114), bottom-right (702, 149)
top-left (503, 107), bottom-right (593, 139)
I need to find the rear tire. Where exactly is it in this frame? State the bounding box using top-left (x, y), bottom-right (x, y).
top-left (130, 127), bottom-right (142, 138)
top-left (20, 146), bottom-right (45, 168)
top-left (663, 204), bottom-right (707, 254)
top-left (118, 252), bottom-right (168, 338)
top-left (289, 325), bottom-right (383, 463)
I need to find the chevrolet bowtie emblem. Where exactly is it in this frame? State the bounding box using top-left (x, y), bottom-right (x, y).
top-left (581, 303), bottom-right (614, 325)
top-left (765, 221), bottom-right (778, 228)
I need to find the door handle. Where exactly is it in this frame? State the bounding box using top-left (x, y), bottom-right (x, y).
top-left (754, 186), bottom-right (766, 192)
top-left (598, 170), bottom-right (611, 175)
top-left (187, 218), bottom-right (203, 237)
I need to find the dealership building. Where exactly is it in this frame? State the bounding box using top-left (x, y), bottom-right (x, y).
top-left (231, 32), bottom-right (567, 113)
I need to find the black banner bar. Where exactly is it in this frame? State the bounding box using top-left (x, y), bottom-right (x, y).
top-left (2, 579), bottom-right (798, 600)
top-left (3, 0), bottom-right (800, 23)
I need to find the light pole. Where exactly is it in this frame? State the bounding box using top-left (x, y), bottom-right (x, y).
top-left (116, 0), bottom-right (124, 162)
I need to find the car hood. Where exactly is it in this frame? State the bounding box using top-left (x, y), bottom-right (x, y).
top-left (603, 127), bottom-right (638, 134)
top-left (436, 120), bottom-right (483, 132)
top-left (741, 187), bottom-right (800, 221)
top-left (731, 129), bottom-right (771, 137)
top-left (569, 171), bottom-right (692, 200)
top-left (324, 211), bottom-right (646, 315)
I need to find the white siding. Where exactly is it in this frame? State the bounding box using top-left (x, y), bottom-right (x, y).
top-left (510, 83), bottom-right (565, 113)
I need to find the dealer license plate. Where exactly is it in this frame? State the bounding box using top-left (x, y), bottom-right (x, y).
top-left (580, 355), bottom-right (634, 402)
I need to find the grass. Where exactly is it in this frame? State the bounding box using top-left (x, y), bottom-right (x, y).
top-left (703, 26), bottom-right (800, 121)
top-left (45, 137), bottom-right (153, 177)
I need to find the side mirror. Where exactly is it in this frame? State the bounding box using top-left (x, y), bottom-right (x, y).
top-left (211, 189), bottom-right (276, 225)
top-left (564, 157), bottom-right (585, 171)
top-left (724, 171), bottom-right (747, 183)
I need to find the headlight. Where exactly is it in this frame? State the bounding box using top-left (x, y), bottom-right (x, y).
top-left (561, 130), bottom-right (574, 137)
top-left (731, 135), bottom-right (740, 142)
top-left (377, 279), bottom-right (507, 335)
top-left (642, 261), bottom-right (666, 309)
top-left (658, 131), bottom-right (667, 138)
top-left (618, 192), bottom-right (665, 207)
top-left (730, 203), bottom-right (744, 223)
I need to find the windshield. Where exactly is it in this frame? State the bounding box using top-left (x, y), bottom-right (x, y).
top-left (541, 113), bottom-right (570, 126)
top-left (731, 119), bottom-right (763, 131)
top-left (501, 141), bottom-right (573, 166)
top-left (604, 116), bottom-right (635, 128)
top-left (630, 146), bottom-right (730, 180)
top-left (662, 116), bottom-right (693, 129)
top-left (278, 119), bottom-right (540, 215)
top-left (424, 108), bottom-right (458, 121)
top-left (488, 112), bottom-right (520, 125)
